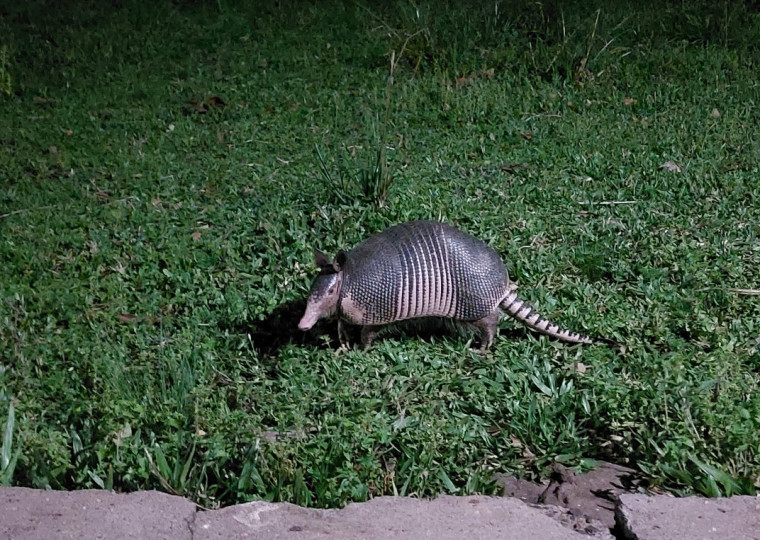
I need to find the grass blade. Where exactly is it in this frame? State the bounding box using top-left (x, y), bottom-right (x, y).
top-left (1, 403), bottom-right (13, 472)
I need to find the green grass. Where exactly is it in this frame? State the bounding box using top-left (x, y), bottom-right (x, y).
top-left (1, 0), bottom-right (759, 507)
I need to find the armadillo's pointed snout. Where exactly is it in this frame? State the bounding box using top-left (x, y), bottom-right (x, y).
top-left (298, 306), bottom-right (321, 331)
top-left (298, 316), bottom-right (315, 331)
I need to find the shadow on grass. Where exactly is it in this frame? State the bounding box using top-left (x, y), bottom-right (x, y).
top-left (229, 299), bottom-right (338, 359)
top-left (232, 302), bottom-right (541, 359)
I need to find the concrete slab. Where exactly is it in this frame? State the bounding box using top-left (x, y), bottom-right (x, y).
top-left (0, 487), bottom-right (196, 540)
top-left (4, 485), bottom-right (759, 540)
top-left (192, 494), bottom-right (609, 540)
top-left (616, 493), bottom-right (760, 540)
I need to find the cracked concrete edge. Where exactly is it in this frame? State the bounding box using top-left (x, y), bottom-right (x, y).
top-left (615, 493), bottom-right (760, 540)
top-left (3, 487), bottom-right (760, 540)
top-left (1, 488), bottom-right (609, 540)
top-left (190, 494), bottom-right (610, 539)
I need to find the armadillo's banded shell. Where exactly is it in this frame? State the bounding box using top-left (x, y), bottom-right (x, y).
top-left (339, 221), bottom-right (510, 325)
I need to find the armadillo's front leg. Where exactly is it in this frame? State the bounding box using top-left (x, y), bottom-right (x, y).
top-left (360, 325), bottom-right (385, 349)
top-left (337, 320), bottom-right (352, 351)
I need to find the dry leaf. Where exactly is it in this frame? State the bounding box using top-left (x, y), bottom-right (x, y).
top-left (185, 100), bottom-right (204, 113)
top-left (510, 435), bottom-right (536, 460)
top-left (117, 313), bottom-right (137, 323)
top-left (623, 97), bottom-right (636, 105)
top-left (183, 95), bottom-right (226, 115)
top-left (112, 424), bottom-right (132, 446)
top-left (346, 145), bottom-right (362, 157)
top-left (207, 95), bottom-right (226, 108)
top-left (711, 108), bottom-right (720, 118)
top-left (660, 161), bottom-right (682, 173)
top-left (192, 231), bottom-right (202, 241)
top-left (576, 362), bottom-right (587, 374)
top-left (510, 435), bottom-right (525, 449)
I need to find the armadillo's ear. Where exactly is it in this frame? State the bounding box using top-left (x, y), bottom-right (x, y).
top-left (333, 250), bottom-right (348, 271)
top-left (314, 249), bottom-right (331, 268)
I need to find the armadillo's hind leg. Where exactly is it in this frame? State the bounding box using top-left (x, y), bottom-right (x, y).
top-left (360, 324), bottom-right (386, 349)
top-left (471, 309), bottom-right (500, 352)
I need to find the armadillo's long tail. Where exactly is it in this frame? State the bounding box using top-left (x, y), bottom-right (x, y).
top-left (500, 287), bottom-right (593, 344)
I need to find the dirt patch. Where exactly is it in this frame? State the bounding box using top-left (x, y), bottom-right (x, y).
top-left (495, 461), bottom-right (644, 531)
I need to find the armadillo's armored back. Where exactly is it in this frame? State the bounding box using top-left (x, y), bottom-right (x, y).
top-left (339, 220), bottom-right (510, 325)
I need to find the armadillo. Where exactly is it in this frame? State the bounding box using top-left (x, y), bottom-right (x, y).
top-left (298, 220), bottom-right (593, 350)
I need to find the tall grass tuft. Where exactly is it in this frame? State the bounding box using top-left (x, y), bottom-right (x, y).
top-left (1, 403), bottom-right (17, 486)
top-left (315, 43), bottom-right (401, 207)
